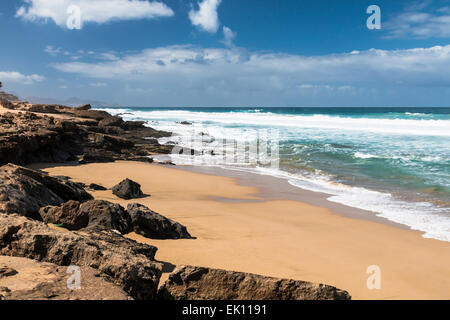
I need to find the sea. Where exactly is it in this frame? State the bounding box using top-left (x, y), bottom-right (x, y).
top-left (96, 106), bottom-right (450, 242)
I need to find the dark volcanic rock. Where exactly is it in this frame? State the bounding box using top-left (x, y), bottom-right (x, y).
top-left (88, 183), bottom-right (107, 191)
top-left (159, 266), bottom-right (351, 300)
top-left (0, 164), bottom-right (93, 219)
top-left (73, 109), bottom-right (111, 121)
top-left (99, 116), bottom-right (124, 128)
top-left (39, 200), bottom-right (87, 230)
top-left (0, 214), bottom-right (161, 300)
top-left (0, 256), bottom-right (131, 300)
top-left (127, 203), bottom-right (192, 240)
top-left (112, 178), bottom-right (144, 200)
top-left (90, 133), bottom-right (134, 152)
top-left (75, 104), bottom-right (91, 111)
top-left (80, 200), bottom-right (131, 234)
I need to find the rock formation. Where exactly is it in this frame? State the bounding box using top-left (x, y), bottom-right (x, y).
top-left (0, 103), bottom-right (174, 166)
top-left (159, 266), bottom-right (351, 300)
top-left (112, 178), bottom-right (144, 200)
top-left (39, 200), bottom-right (87, 230)
top-left (127, 203), bottom-right (192, 239)
top-left (0, 164), bottom-right (93, 220)
top-left (0, 256), bottom-right (131, 300)
top-left (80, 200), bottom-right (131, 234)
top-left (0, 213), bottom-right (161, 300)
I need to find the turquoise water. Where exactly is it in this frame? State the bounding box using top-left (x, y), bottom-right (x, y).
top-left (97, 107), bottom-right (450, 241)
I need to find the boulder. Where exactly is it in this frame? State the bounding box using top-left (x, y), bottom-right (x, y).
top-left (0, 256), bottom-right (131, 300)
top-left (127, 203), bottom-right (192, 239)
top-left (112, 178), bottom-right (144, 200)
top-left (0, 214), bottom-right (161, 300)
top-left (159, 266), bottom-right (351, 300)
top-left (80, 200), bottom-right (131, 234)
top-left (88, 183), bottom-right (107, 191)
top-left (0, 164), bottom-right (93, 220)
top-left (39, 200), bottom-right (88, 230)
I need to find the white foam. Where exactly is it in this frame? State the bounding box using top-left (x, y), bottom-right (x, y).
top-left (98, 108), bottom-right (450, 137)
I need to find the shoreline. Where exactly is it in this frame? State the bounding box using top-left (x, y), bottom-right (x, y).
top-left (37, 160), bottom-right (450, 300)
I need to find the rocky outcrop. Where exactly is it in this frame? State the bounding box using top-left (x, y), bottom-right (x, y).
top-left (80, 200), bottom-right (131, 234)
top-left (0, 164), bottom-right (93, 220)
top-left (159, 266), bottom-right (351, 300)
top-left (39, 200), bottom-right (87, 230)
top-left (0, 214), bottom-right (161, 300)
top-left (0, 256), bottom-right (131, 300)
top-left (127, 203), bottom-right (192, 239)
top-left (112, 179), bottom-right (144, 200)
top-left (0, 100), bottom-right (174, 166)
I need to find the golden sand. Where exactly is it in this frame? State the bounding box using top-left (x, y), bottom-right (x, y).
top-left (41, 161), bottom-right (450, 300)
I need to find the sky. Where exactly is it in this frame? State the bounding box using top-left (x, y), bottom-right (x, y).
top-left (1, 0), bottom-right (450, 107)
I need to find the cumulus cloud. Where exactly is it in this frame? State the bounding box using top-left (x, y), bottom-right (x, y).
top-left (0, 71), bottom-right (45, 85)
top-left (189, 0), bottom-right (222, 33)
top-left (222, 26), bottom-right (236, 47)
top-left (50, 44), bottom-right (450, 106)
top-left (385, 1), bottom-right (450, 38)
top-left (16, 0), bottom-right (174, 28)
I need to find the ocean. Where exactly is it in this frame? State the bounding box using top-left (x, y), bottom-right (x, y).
top-left (96, 106), bottom-right (450, 242)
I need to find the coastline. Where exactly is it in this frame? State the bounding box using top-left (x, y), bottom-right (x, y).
top-left (36, 160), bottom-right (450, 300)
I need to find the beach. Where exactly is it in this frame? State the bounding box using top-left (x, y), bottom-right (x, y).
top-left (38, 160), bottom-right (450, 300)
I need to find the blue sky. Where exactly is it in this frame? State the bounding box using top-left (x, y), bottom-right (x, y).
top-left (1, 0), bottom-right (450, 107)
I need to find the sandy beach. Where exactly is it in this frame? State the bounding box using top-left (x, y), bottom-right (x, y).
top-left (36, 160), bottom-right (450, 300)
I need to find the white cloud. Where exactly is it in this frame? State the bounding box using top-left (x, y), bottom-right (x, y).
top-left (222, 26), bottom-right (236, 47)
top-left (90, 82), bottom-right (108, 87)
top-left (0, 71), bottom-right (45, 85)
top-left (16, 0), bottom-right (174, 28)
top-left (44, 45), bottom-right (61, 56)
top-left (385, 2), bottom-right (450, 38)
top-left (189, 0), bottom-right (222, 33)
top-left (51, 44), bottom-right (450, 106)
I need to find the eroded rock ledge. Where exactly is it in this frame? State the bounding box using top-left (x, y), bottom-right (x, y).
top-left (0, 101), bottom-right (174, 166)
top-left (158, 266), bottom-right (351, 300)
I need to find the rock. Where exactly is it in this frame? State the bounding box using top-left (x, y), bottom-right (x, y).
top-left (99, 116), bottom-right (124, 128)
top-left (0, 255), bottom-right (131, 300)
top-left (39, 201), bottom-right (88, 230)
top-left (80, 200), bottom-right (131, 234)
top-left (0, 214), bottom-right (161, 299)
top-left (0, 164), bottom-right (93, 219)
top-left (78, 152), bottom-right (116, 164)
top-left (159, 266), bottom-right (351, 300)
top-left (112, 178), bottom-right (144, 200)
top-left (0, 266), bottom-right (18, 278)
top-left (90, 133), bottom-right (134, 152)
top-left (177, 121), bottom-right (193, 125)
top-left (27, 104), bottom-right (60, 114)
top-left (73, 109), bottom-right (111, 121)
top-left (88, 183), bottom-right (107, 191)
top-left (127, 203), bottom-right (192, 239)
top-left (75, 104), bottom-right (91, 111)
